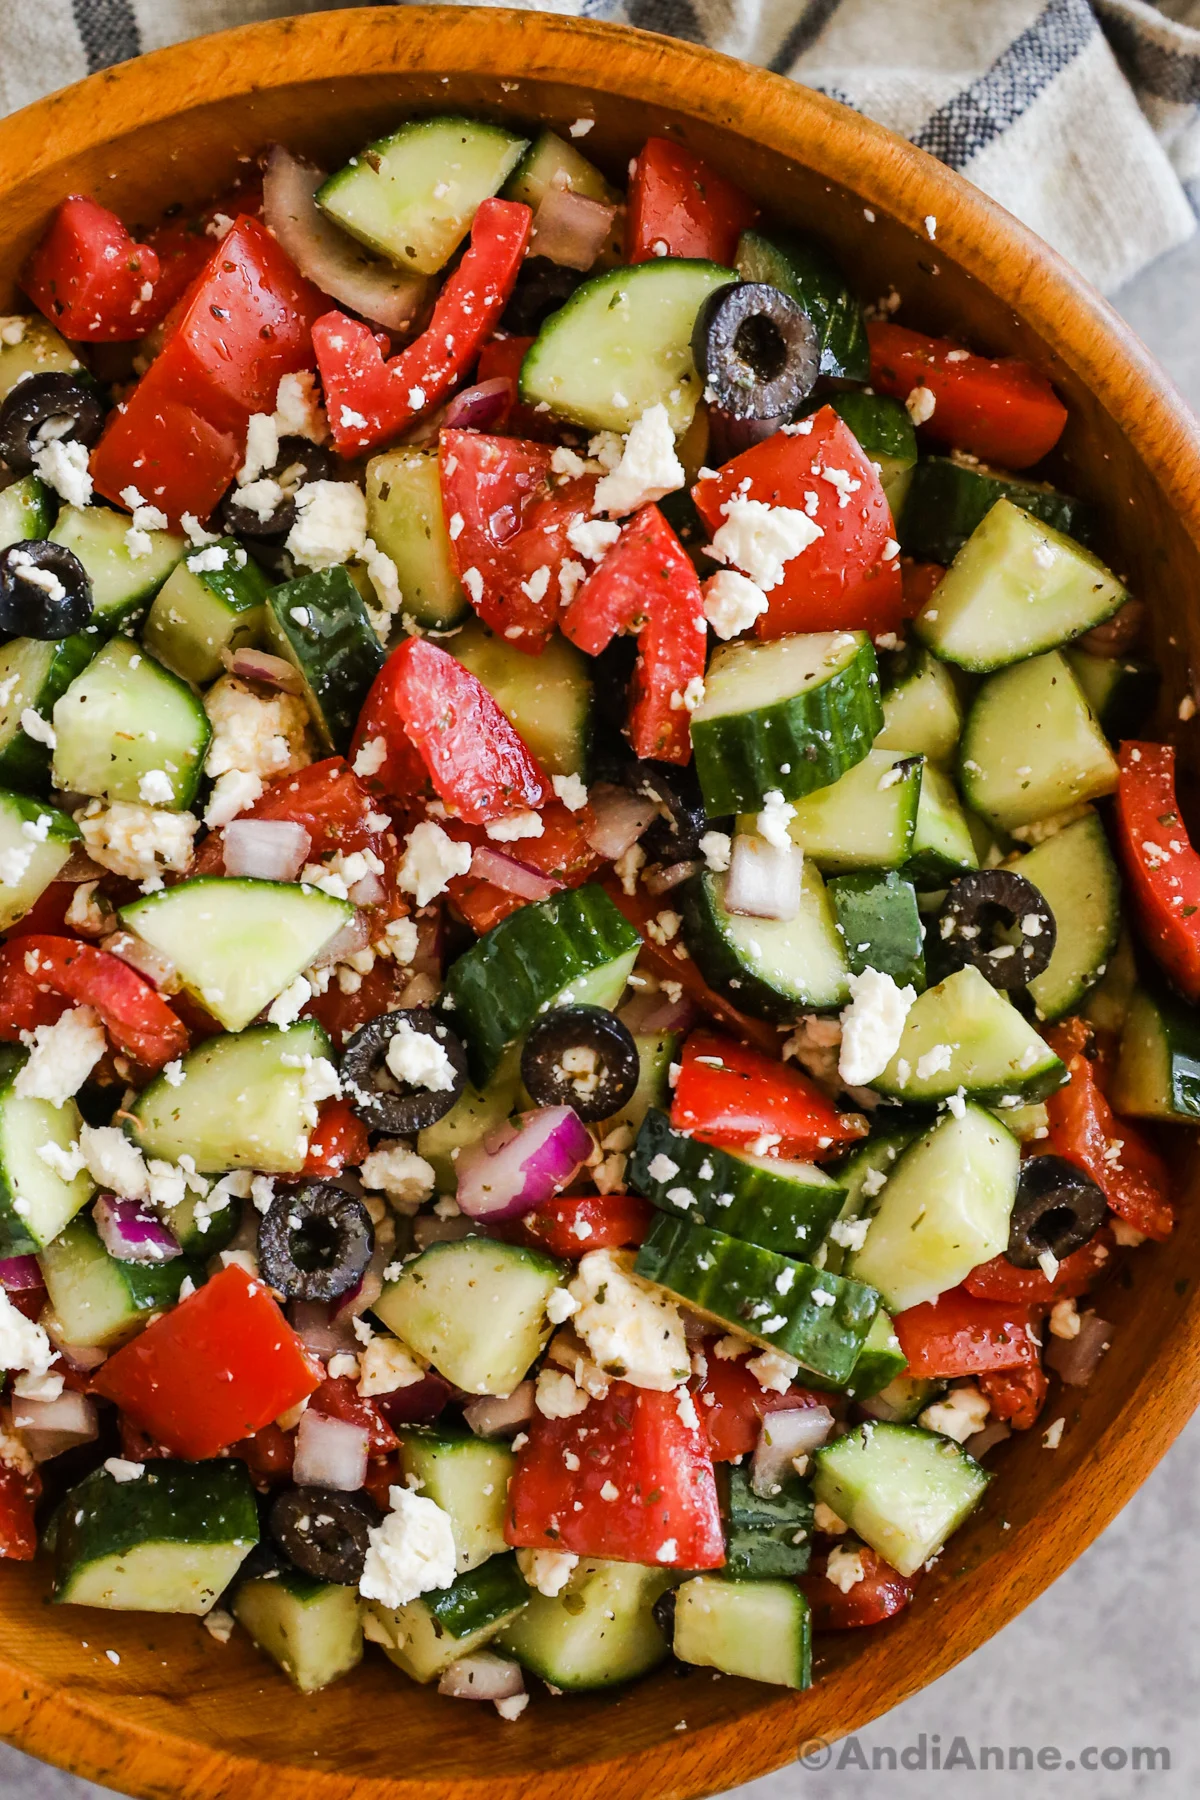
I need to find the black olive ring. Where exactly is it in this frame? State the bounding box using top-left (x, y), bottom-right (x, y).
top-left (257, 1180), bottom-right (375, 1301)
top-left (935, 868), bottom-right (1057, 992)
top-left (521, 1004), bottom-right (640, 1124)
top-left (0, 539), bottom-right (93, 639)
top-left (500, 256), bottom-right (583, 336)
top-left (219, 437), bottom-right (340, 541)
top-left (1006, 1154), bottom-right (1107, 1269)
top-left (691, 281), bottom-right (821, 422)
top-left (622, 759), bottom-right (708, 864)
top-left (0, 371), bottom-right (106, 474)
top-left (269, 1485), bottom-right (381, 1586)
top-left (342, 1009), bottom-right (468, 1135)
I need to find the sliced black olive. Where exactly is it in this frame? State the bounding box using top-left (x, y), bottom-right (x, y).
top-left (257, 1181), bottom-right (374, 1301)
top-left (0, 540), bottom-right (92, 638)
top-left (218, 437), bottom-right (339, 541)
top-left (692, 282), bottom-right (820, 422)
top-left (1007, 1154), bottom-right (1106, 1269)
top-left (0, 372), bottom-right (106, 475)
top-left (500, 257), bottom-right (582, 335)
top-left (342, 1009), bottom-right (468, 1134)
top-left (269, 1485), bottom-right (380, 1585)
top-left (623, 759), bottom-right (707, 863)
top-left (935, 869), bottom-right (1056, 992)
top-left (520, 1004), bottom-right (639, 1123)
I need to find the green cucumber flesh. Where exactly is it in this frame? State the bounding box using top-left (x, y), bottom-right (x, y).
top-left (1012, 812), bottom-right (1121, 1022)
top-left (0, 474), bottom-right (53, 550)
top-left (53, 1459), bottom-right (257, 1613)
top-left (0, 631), bottom-right (96, 791)
top-left (395, 1428), bottom-right (514, 1574)
top-left (1081, 926), bottom-right (1138, 1036)
top-left (673, 1573), bottom-right (812, 1688)
top-left (736, 228), bottom-right (867, 382)
top-left (234, 1569), bottom-right (363, 1692)
top-left (520, 258), bottom-right (734, 435)
top-left (164, 1185), bottom-right (240, 1257)
top-left (602, 1030), bottom-right (678, 1142)
top-left (829, 870), bottom-right (926, 992)
top-left (374, 1237), bottom-right (565, 1396)
top-left (875, 643), bottom-right (965, 768)
top-left (0, 786), bottom-right (78, 931)
top-left (1065, 648), bottom-right (1159, 741)
top-left (318, 116), bottom-right (528, 275)
top-left (120, 876), bottom-right (350, 1033)
top-left (845, 1103), bottom-right (1019, 1312)
top-left (681, 860), bottom-right (850, 1022)
top-left (821, 1127), bottom-right (919, 1274)
top-left (861, 1373), bottom-right (944, 1425)
top-left (417, 1068), bottom-right (521, 1193)
top-left (364, 449), bottom-right (467, 631)
top-left (499, 1558), bottom-right (671, 1691)
top-left (0, 318), bottom-right (82, 403)
top-left (0, 1047), bottom-right (94, 1256)
top-left (142, 540), bottom-right (269, 685)
top-left (903, 761), bottom-right (979, 884)
top-left (1112, 984), bottom-right (1200, 1123)
top-left (38, 1214), bottom-right (199, 1349)
top-left (817, 390), bottom-right (916, 510)
top-left (690, 629), bottom-right (883, 816)
top-left (52, 635), bottom-right (210, 811)
top-left (874, 964), bottom-right (1065, 1105)
top-left (629, 1108), bottom-right (846, 1258)
top-left (635, 1213), bottom-right (879, 1385)
top-left (899, 455), bottom-right (1092, 566)
top-left (264, 565), bottom-right (384, 756)
top-left (775, 748), bottom-right (922, 873)
top-left (504, 130), bottom-right (620, 210)
top-left (721, 1464), bottom-right (814, 1579)
top-left (959, 650), bottom-right (1119, 833)
top-left (50, 504), bottom-right (184, 632)
top-left (450, 621), bottom-right (591, 780)
top-left (365, 1551), bottom-right (529, 1682)
top-left (127, 1018), bottom-right (334, 1173)
top-left (812, 1420), bottom-right (989, 1578)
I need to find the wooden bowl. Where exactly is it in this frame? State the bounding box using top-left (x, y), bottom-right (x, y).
top-left (2, 9), bottom-right (1200, 1798)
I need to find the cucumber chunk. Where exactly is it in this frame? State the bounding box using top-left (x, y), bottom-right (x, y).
top-left (318, 117), bottom-right (528, 275)
top-left (899, 456), bottom-right (1092, 566)
top-left (603, 1029), bottom-right (678, 1143)
top-left (828, 870), bottom-right (926, 992)
top-left (364, 449), bottom-right (467, 631)
top-left (264, 565), bottom-right (385, 755)
top-left (873, 965), bottom-right (1065, 1105)
top-left (1011, 811), bottom-right (1121, 1021)
top-left (120, 876), bottom-right (350, 1033)
top-left (915, 499), bottom-right (1126, 672)
top-left (0, 632), bottom-right (96, 791)
top-left (50, 504), bottom-right (184, 632)
top-left (845, 1104), bottom-right (1019, 1312)
top-left (164, 1184), bottom-right (240, 1257)
top-left (636, 1214), bottom-right (879, 1384)
top-left (450, 621), bottom-right (591, 780)
top-left (375, 1237), bottom-right (565, 1396)
top-left (395, 1428), bottom-right (515, 1573)
top-left (821, 1127), bottom-right (920, 1275)
top-left (365, 1551), bottom-right (529, 1682)
top-left (779, 749), bottom-right (923, 873)
top-left (1112, 985), bottom-right (1200, 1123)
top-left (904, 760), bottom-right (979, 883)
top-left (721, 1464), bottom-right (814, 1579)
top-left (505, 129), bottom-right (620, 211)
top-left (52, 636), bottom-right (210, 810)
top-left (500, 1558), bottom-right (671, 1691)
top-left (959, 650), bottom-right (1119, 832)
top-left (416, 1070), bottom-right (520, 1194)
top-left (690, 630), bottom-right (883, 816)
top-left (0, 474), bottom-right (53, 550)
top-left (861, 1373), bottom-right (944, 1425)
top-left (142, 540), bottom-right (270, 684)
top-left (520, 259), bottom-right (733, 434)
top-left (53, 1459), bottom-right (258, 1613)
top-left (805, 1308), bottom-right (907, 1401)
top-left (234, 1569), bottom-right (363, 1692)
top-left (0, 1047), bottom-right (94, 1256)
top-left (0, 317), bottom-right (82, 402)
top-left (444, 883), bottom-right (640, 1086)
top-left (1065, 648), bottom-right (1159, 741)
top-left (736, 228), bottom-right (867, 382)
top-left (674, 1574), bottom-right (812, 1689)
top-left (0, 787), bottom-right (78, 931)
top-left (127, 1018), bottom-right (334, 1173)
top-left (802, 389), bottom-right (915, 510)
top-left (875, 644), bottom-right (965, 768)
top-left (812, 1421), bottom-right (989, 1578)
top-left (38, 1214), bottom-right (198, 1348)
top-left (629, 1108), bottom-right (846, 1258)
top-left (1082, 926), bottom-right (1138, 1036)
top-left (681, 858), bottom-right (850, 1021)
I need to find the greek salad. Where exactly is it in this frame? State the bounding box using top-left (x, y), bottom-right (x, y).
top-left (0, 109), bottom-right (1193, 1716)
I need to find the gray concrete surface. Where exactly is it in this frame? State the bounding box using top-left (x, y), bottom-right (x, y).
top-left (3, 224), bottom-right (1200, 1800)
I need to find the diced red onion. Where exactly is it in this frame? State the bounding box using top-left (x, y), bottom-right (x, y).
top-left (707, 408), bottom-right (784, 464)
top-left (225, 647), bottom-right (305, 693)
top-left (373, 1372), bottom-right (453, 1427)
top-left (348, 871), bottom-right (387, 907)
top-left (1046, 1312), bottom-right (1112, 1387)
top-left (443, 377), bottom-right (514, 433)
top-left (584, 785), bottom-right (658, 861)
top-left (619, 986), bottom-right (699, 1038)
top-left (293, 1408), bottom-right (369, 1491)
top-left (223, 818), bottom-right (312, 882)
top-left (55, 1341), bottom-right (107, 1373)
top-left (10, 1389), bottom-right (98, 1463)
top-left (94, 1195), bottom-right (181, 1264)
top-left (0, 1255), bottom-right (45, 1293)
top-left (263, 145), bottom-right (427, 333)
top-left (457, 1107), bottom-right (592, 1223)
top-left (289, 1299), bottom-right (360, 1358)
top-left (438, 1652), bottom-right (526, 1702)
top-left (751, 1403), bottom-right (835, 1496)
top-left (399, 971), bottom-right (441, 1009)
top-left (463, 1381), bottom-right (535, 1438)
top-left (58, 849), bottom-right (106, 883)
top-left (725, 834), bottom-right (804, 921)
top-left (100, 930), bottom-right (182, 995)
top-left (642, 859), bottom-right (701, 896)
top-left (413, 1213), bottom-right (477, 1250)
top-left (531, 188), bottom-right (617, 271)
top-left (311, 910), bottom-right (371, 969)
top-left (469, 845), bottom-right (560, 902)
top-left (964, 1420), bottom-right (1012, 1460)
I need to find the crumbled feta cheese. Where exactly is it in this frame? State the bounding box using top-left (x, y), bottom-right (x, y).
top-left (382, 916), bottom-right (420, 966)
top-left (568, 1248), bottom-right (689, 1390)
top-left (745, 1347), bottom-right (800, 1394)
top-left (79, 1123), bottom-right (149, 1198)
top-left (239, 412), bottom-right (279, 487)
top-left (266, 975), bottom-right (312, 1030)
top-left (613, 841), bottom-right (645, 895)
top-left (9, 549), bottom-right (66, 602)
top-left (920, 1384), bottom-right (990, 1444)
top-left (204, 767), bottom-right (264, 829)
top-left (1049, 1296), bottom-right (1082, 1340)
top-left (706, 496), bottom-right (822, 591)
top-left (385, 1019), bottom-right (456, 1092)
top-left (670, 675), bottom-right (706, 713)
top-left (567, 516), bottom-right (621, 562)
top-left (14, 1007), bottom-right (106, 1107)
top-left (352, 735), bottom-right (389, 780)
top-left (407, 387), bottom-right (427, 412)
top-left (647, 1153), bottom-right (679, 1183)
top-left (1043, 1416), bottom-right (1066, 1450)
top-left (0, 316), bottom-right (26, 346)
top-left (19, 708), bottom-right (55, 749)
top-left (701, 568), bottom-right (769, 640)
top-left (814, 1501), bottom-right (848, 1534)
top-left (486, 809), bottom-right (544, 842)
top-left (359, 1486), bottom-right (457, 1607)
top-left (535, 1368), bottom-right (590, 1419)
top-left (397, 820), bottom-right (472, 907)
top-left (546, 1286), bottom-right (579, 1326)
top-left (274, 370), bottom-right (328, 444)
top-left (592, 405), bottom-right (684, 517)
top-left (285, 480), bottom-right (368, 570)
top-left (656, 1538), bottom-right (679, 1564)
top-left (699, 830), bottom-right (732, 873)
top-left (204, 675), bottom-right (311, 786)
top-left (550, 772), bottom-right (588, 813)
top-left (829, 1214), bottom-right (872, 1253)
top-left (915, 1043), bottom-right (953, 1081)
top-left (924, 214), bottom-right (937, 240)
top-left (516, 1548), bottom-right (578, 1598)
top-left (905, 385), bottom-right (936, 425)
top-left (825, 1544), bottom-right (867, 1592)
top-left (838, 967), bottom-right (916, 1087)
top-left (32, 438), bottom-right (92, 508)
top-left (0, 1290), bottom-right (57, 1389)
top-left (361, 537), bottom-right (404, 643)
top-left (568, 117), bottom-right (595, 137)
top-left (102, 1457), bottom-right (145, 1483)
top-left (358, 1334), bottom-right (427, 1396)
top-left (136, 768), bottom-right (175, 808)
top-left (360, 1141), bottom-right (437, 1209)
top-left (756, 790), bottom-right (796, 850)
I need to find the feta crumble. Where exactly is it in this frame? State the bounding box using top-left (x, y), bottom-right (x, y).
top-left (838, 968), bottom-right (916, 1087)
top-left (592, 405), bottom-right (685, 517)
top-left (568, 1248), bottom-right (690, 1390)
top-left (706, 496), bottom-right (822, 591)
top-left (397, 820), bottom-right (472, 907)
top-left (14, 1007), bottom-right (106, 1107)
top-left (285, 480), bottom-right (368, 570)
top-left (702, 568), bottom-right (769, 639)
top-left (359, 1486), bottom-right (457, 1608)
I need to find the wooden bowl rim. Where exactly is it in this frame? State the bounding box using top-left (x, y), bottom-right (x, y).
top-left (2, 9), bottom-right (1200, 1799)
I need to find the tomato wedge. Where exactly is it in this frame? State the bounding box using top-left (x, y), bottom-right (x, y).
top-left (893, 1288), bottom-right (1039, 1379)
top-left (672, 1029), bottom-right (867, 1160)
top-left (309, 1373), bottom-right (398, 1459)
top-left (627, 139), bottom-right (757, 265)
top-left (517, 1192), bottom-right (655, 1259)
top-left (0, 1463), bottom-right (41, 1561)
top-left (867, 322), bottom-right (1068, 469)
top-left (445, 802), bottom-right (601, 934)
top-left (964, 1231), bottom-right (1112, 1304)
top-left (1113, 741), bottom-right (1200, 1002)
top-left (0, 936), bottom-right (187, 1071)
top-left (801, 1545), bottom-right (918, 1630)
top-left (1042, 1019), bottom-right (1174, 1241)
top-left (977, 1364), bottom-right (1049, 1431)
top-left (693, 1351), bottom-right (827, 1463)
top-left (302, 1098), bottom-right (370, 1178)
top-left (24, 195), bottom-right (161, 341)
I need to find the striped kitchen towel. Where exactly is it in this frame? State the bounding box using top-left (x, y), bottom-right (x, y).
top-left (3, 0), bottom-right (1199, 292)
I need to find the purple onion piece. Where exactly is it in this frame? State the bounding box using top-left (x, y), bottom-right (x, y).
top-left (443, 377), bottom-right (514, 433)
top-left (456, 1107), bottom-right (592, 1222)
top-left (1046, 1312), bottom-right (1113, 1387)
top-left (93, 1195), bottom-right (181, 1264)
top-left (0, 1255), bottom-right (45, 1293)
top-left (469, 846), bottom-right (560, 902)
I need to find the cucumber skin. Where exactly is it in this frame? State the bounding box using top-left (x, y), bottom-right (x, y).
top-left (0, 632), bottom-right (97, 792)
top-left (690, 634), bottom-right (884, 817)
top-left (1113, 983), bottom-right (1200, 1122)
top-left (721, 1465), bottom-right (814, 1579)
top-left (52, 1460), bottom-right (258, 1597)
top-left (736, 228), bottom-right (868, 383)
top-left (266, 566), bottom-right (385, 754)
top-left (829, 871), bottom-right (927, 992)
top-left (899, 456), bottom-right (1093, 565)
top-left (680, 865), bottom-right (849, 1024)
